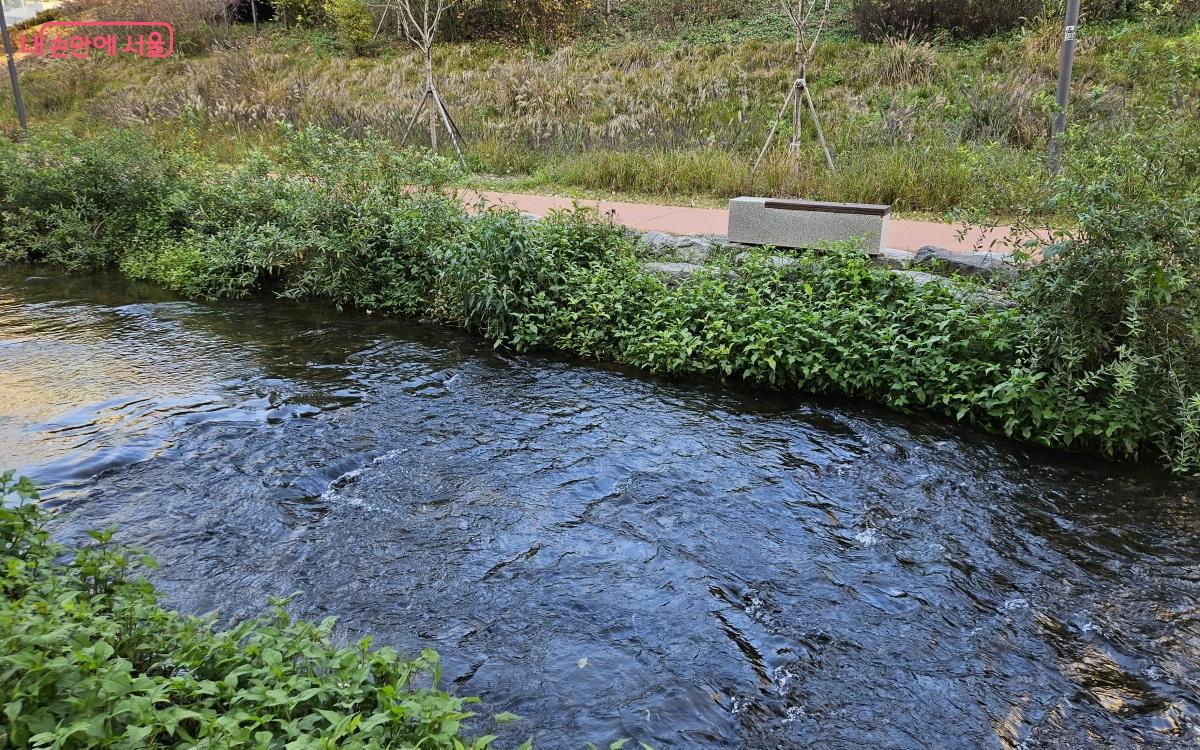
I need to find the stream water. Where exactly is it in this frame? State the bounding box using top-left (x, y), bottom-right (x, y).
top-left (2, 267), bottom-right (1198, 749)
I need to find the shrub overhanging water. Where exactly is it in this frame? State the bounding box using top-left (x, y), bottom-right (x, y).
top-left (1, 127), bottom-right (1197, 472)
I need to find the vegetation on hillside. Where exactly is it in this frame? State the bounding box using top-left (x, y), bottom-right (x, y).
top-left (2, 0), bottom-right (1197, 216)
top-left (1, 126), bottom-right (1197, 472)
top-left (0, 470), bottom-right (528, 749)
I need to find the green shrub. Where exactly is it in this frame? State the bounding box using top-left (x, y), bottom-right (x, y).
top-left (325, 0), bottom-right (376, 53)
top-left (0, 130), bottom-right (186, 270)
top-left (1010, 127), bottom-right (1200, 471)
top-left (849, 0), bottom-right (1044, 38)
top-left (433, 206), bottom-right (633, 347)
top-left (0, 470), bottom-right (526, 750)
top-left (1071, 0), bottom-right (1200, 24)
top-left (1077, 0), bottom-right (1143, 20)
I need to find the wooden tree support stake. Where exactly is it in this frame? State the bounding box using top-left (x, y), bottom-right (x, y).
top-left (399, 86), bottom-right (468, 168)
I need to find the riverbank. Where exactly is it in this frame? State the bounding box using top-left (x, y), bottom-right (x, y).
top-left (2, 126), bottom-right (1198, 473)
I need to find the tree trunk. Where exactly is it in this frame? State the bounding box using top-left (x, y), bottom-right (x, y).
top-left (425, 54), bottom-right (438, 151)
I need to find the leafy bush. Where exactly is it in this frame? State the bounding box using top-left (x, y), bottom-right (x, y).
top-left (433, 206), bottom-right (632, 347)
top-left (1073, 0), bottom-right (1200, 24)
top-left (0, 126), bottom-right (465, 310)
top-left (1008, 127), bottom-right (1200, 471)
top-left (1142, 0), bottom-right (1200, 28)
top-left (0, 130), bottom-right (187, 270)
top-left (0, 470), bottom-right (526, 749)
top-left (444, 0), bottom-right (598, 43)
top-left (849, 0), bottom-right (1044, 38)
top-left (1077, 0), bottom-right (1142, 20)
top-left (325, 0), bottom-right (376, 53)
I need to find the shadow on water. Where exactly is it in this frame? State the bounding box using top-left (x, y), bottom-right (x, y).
top-left (2, 267), bottom-right (1198, 749)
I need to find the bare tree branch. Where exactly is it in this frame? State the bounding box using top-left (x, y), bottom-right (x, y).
top-left (392, 0), bottom-right (456, 53)
top-left (804, 0), bottom-right (831, 70)
top-left (777, 0), bottom-right (831, 75)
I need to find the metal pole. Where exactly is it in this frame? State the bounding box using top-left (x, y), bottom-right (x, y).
top-left (250, 0), bottom-right (259, 34)
top-left (1048, 0), bottom-right (1081, 176)
top-left (0, 1), bottom-right (29, 133)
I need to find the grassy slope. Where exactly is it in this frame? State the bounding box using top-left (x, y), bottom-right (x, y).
top-left (2, 11), bottom-right (1198, 220)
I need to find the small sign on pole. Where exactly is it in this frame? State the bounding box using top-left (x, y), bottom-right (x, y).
top-left (0, 0), bottom-right (29, 132)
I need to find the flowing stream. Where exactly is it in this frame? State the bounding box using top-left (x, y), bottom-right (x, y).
top-left (2, 267), bottom-right (1198, 749)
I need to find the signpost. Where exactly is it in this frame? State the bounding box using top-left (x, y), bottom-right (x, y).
top-left (1048, 0), bottom-right (1081, 175)
top-left (0, 0), bottom-right (28, 133)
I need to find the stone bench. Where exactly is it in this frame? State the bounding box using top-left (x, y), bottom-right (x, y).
top-left (727, 197), bottom-right (890, 255)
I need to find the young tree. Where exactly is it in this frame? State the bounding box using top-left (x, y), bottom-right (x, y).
top-left (753, 0), bottom-right (836, 174)
top-left (391, 0), bottom-right (466, 165)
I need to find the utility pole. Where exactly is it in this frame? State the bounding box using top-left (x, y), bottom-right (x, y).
top-left (251, 0), bottom-right (259, 34)
top-left (1048, 0), bottom-right (1081, 176)
top-left (0, 0), bottom-right (28, 133)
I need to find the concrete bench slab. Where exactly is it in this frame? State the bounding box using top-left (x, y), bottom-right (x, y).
top-left (727, 197), bottom-right (890, 254)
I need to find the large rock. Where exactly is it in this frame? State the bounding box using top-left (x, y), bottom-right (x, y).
top-left (892, 269), bottom-right (944, 286)
top-left (913, 245), bottom-right (1018, 279)
top-left (875, 247), bottom-right (916, 269)
top-left (638, 231), bottom-right (731, 264)
top-left (734, 252), bottom-right (801, 270)
top-left (642, 261), bottom-right (707, 285)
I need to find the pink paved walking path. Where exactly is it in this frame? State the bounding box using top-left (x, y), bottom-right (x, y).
top-left (464, 190), bottom-right (1016, 254)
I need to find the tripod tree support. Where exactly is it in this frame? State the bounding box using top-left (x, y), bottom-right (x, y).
top-left (390, 0), bottom-right (467, 168)
top-left (755, 78), bottom-right (835, 174)
top-left (400, 84), bottom-right (467, 168)
top-left (753, 0), bottom-right (835, 176)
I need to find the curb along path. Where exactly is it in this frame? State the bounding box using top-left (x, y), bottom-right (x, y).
top-left (462, 189), bottom-right (1019, 254)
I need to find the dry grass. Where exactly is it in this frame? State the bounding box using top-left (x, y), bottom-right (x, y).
top-left (872, 36), bottom-right (939, 86)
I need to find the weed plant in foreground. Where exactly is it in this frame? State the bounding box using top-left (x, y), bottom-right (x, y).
top-left (1, 126), bottom-right (1198, 472)
top-left (0, 470), bottom-right (528, 749)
